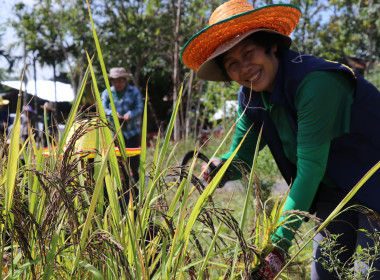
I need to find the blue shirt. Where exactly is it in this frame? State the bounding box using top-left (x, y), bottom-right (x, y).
top-left (101, 84), bottom-right (143, 140)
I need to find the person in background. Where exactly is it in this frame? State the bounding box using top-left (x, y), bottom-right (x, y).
top-left (181, 0), bottom-right (380, 279)
top-left (0, 96), bottom-right (10, 135)
top-left (21, 104), bottom-right (36, 142)
top-left (40, 101), bottom-right (56, 146)
top-left (101, 67), bottom-right (143, 184)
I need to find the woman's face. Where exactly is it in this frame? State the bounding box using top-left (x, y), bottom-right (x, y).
top-left (111, 78), bottom-right (127, 92)
top-left (222, 38), bottom-right (279, 92)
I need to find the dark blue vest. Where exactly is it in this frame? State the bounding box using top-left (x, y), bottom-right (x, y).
top-left (239, 50), bottom-right (380, 212)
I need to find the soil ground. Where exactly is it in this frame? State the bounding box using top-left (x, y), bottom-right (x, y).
top-left (221, 178), bottom-right (288, 194)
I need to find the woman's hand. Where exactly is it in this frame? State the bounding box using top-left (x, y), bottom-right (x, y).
top-left (201, 158), bottom-right (223, 183)
top-left (251, 249), bottom-right (284, 280)
top-left (117, 112), bottom-right (130, 121)
top-left (201, 158), bottom-right (232, 188)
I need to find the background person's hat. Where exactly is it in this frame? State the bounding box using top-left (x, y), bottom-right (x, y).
top-left (180, 0), bottom-right (301, 81)
top-left (41, 101), bottom-right (55, 112)
top-left (107, 67), bottom-right (132, 79)
top-left (0, 96), bottom-right (9, 105)
top-left (24, 105), bottom-right (36, 114)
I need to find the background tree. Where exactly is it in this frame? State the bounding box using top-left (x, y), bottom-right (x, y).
top-left (5, 0), bottom-right (379, 140)
top-left (0, 29), bottom-right (15, 81)
top-left (320, 0), bottom-right (379, 69)
top-left (10, 1), bottom-right (95, 95)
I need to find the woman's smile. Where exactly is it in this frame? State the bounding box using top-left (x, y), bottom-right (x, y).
top-left (223, 38), bottom-right (279, 92)
top-left (248, 69), bottom-right (262, 84)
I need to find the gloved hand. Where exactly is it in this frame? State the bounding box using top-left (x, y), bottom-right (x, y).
top-left (251, 249), bottom-right (284, 280)
top-left (201, 158), bottom-right (231, 187)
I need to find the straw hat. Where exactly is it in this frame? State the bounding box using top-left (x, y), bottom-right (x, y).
top-left (41, 101), bottom-right (55, 112)
top-left (107, 67), bottom-right (132, 79)
top-left (24, 105), bottom-right (36, 114)
top-left (0, 96), bottom-right (9, 105)
top-left (180, 0), bottom-right (301, 81)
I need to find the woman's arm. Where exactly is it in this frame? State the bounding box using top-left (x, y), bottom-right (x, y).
top-left (273, 70), bottom-right (355, 252)
top-left (101, 89), bottom-right (113, 116)
top-left (220, 106), bottom-right (263, 179)
top-left (125, 86), bottom-right (143, 119)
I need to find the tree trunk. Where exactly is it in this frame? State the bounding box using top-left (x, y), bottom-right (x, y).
top-left (191, 0), bottom-right (207, 143)
top-left (33, 56), bottom-right (39, 143)
top-left (53, 62), bottom-right (58, 121)
top-left (22, 40), bottom-right (28, 110)
top-left (366, 0), bottom-right (374, 74)
top-left (172, 0), bottom-right (181, 141)
top-left (193, 80), bottom-right (204, 141)
top-left (184, 71), bottom-right (194, 142)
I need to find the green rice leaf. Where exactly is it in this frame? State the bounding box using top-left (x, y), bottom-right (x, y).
top-left (179, 124), bottom-right (251, 279)
top-left (229, 124), bottom-right (258, 279)
top-left (43, 213), bottom-right (66, 280)
top-left (57, 64), bottom-right (91, 154)
top-left (139, 82), bottom-right (149, 195)
top-left (275, 161), bottom-right (380, 279)
top-left (141, 85), bottom-right (183, 227)
top-left (85, 2), bottom-right (124, 223)
top-left (85, 0), bottom-right (126, 159)
top-left (7, 257), bottom-right (42, 280)
top-left (197, 222), bottom-right (223, 280)
top-left (78, 260), bottom-right (104, 280)
top-left (5, 81), bottom-right (22, 214)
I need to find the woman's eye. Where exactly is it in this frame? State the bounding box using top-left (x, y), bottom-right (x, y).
top-left (245, 49), bottom-right (254, 58)
top-left (226, 62), bottom-right (238, 73)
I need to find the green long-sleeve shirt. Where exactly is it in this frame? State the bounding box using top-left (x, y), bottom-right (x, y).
top-left (221, 70), bottom-right (355, 252)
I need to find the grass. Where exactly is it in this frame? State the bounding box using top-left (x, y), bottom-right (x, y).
top-left (0, 92), bottom-right (314, 279)
top-left (1, 75), bottom-right (378, 280)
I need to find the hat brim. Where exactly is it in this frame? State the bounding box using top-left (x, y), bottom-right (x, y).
top-left (107, 74), bottom-right (132, 79)
top-left (41, 104), bottom-right (55, 111)
top-left (197, 29), bottom-right (291, 81)
top-left (181, 3), bottom-right (301, 72)
top-left (25, 108), bottom-right (36, 114)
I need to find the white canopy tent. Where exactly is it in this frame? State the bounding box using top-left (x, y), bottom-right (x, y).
top-left (211, 100), bottom-right (238, 121)
top-left (1, 80), bottom-right (75, 102)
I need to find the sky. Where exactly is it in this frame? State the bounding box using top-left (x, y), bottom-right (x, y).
top-left (0, 0), bottom-right (335, 81)
top-left (0, 0), bottom-right (53, 81)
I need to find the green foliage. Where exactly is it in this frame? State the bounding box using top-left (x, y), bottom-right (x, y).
top-left (9, 0), bottom-right (95, 93)
top-left (0, 27), bottom-right (307, 279)
top-left (0, 30), bottom-right (13, 80)
top-left (366, 64), bottom-right (380, 90)
top-left (255, 146), bottom-right (281, 199)
top-left (201, 82), bottom-right (239, 123)
top-left (283, 0), bottom-right (380, 70)
top-left (0, 86), bottom-right (304, 279)
top-left (318, 227), bottom-right (380, 279)
top-left (6, 0), bottom-right (379, 138)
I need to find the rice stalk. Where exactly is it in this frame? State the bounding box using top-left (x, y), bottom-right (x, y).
top-left (275, 161), bottom-right (380, 280)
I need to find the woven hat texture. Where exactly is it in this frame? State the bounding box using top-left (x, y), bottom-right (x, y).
top-left (107, 67), bottom-right (132, 79)
top-left (181, 0), bottom-right (301, 72)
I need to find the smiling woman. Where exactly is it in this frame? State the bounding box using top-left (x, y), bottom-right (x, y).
top-left (181, 0), bottom-right (380, 279)
top-left (220, 35), bottom-right (279, 92)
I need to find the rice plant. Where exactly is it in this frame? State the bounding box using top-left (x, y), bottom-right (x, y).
top-left (1, 2), bottom-right (379, 279)
top-left (0, 49), bottom-right (309, 280)
top-left (0, 87), bottom-right (312, 279)
top-left (316, 206), bottom-right (380, 280)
